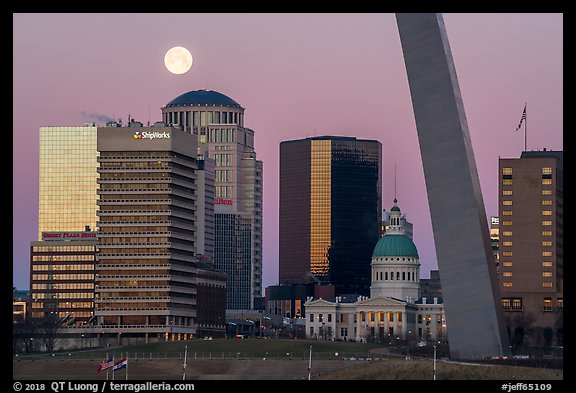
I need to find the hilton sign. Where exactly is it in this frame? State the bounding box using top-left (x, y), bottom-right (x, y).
top-left (41, 231), bottom-right (97, 241)
top-left (214, 198), bottom-right (233, 205)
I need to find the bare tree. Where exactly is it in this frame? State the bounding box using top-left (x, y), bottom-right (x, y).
top-left (37, 314), bottom-right (62, 353)
top-left (13, 318), bottom-right (38, 354)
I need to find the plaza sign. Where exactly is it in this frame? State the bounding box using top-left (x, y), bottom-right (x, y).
top-left (41, 231), bottom-right (97, 241)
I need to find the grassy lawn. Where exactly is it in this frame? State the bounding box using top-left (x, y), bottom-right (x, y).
top-left (22, 338), bottom-right (384, 360)
top-left (317, 357), bottom-right (563, 380)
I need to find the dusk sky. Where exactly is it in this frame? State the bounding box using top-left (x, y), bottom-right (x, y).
top-left (13, 13), bottom-right (563, 291)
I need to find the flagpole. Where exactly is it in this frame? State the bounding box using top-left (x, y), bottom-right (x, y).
top-left (524, 102), bottom-right (527, 151)
top-left (308, 345), bottom-right (312, 380)
top-left (125, 356), bottom-right (128, 381)
top-left (106, 353), bottom-right (109, 381)
top-left (182, 345), bottom-right (188, 380)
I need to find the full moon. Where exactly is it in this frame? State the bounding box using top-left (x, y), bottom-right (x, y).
top-left (164, 46), bottom-right (193, 75)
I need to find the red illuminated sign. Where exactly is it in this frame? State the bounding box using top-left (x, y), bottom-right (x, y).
top-left (214, 198), bottom-right (233, 205)
top-left (41, 231), bottom-right (97, 241)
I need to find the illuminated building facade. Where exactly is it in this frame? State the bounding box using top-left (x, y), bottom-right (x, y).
top-left (490, 216), bottom-right (500, 274)
top-left (279, 136), bottom-right (381, 295)
top-left (498, 150), bottom-right (563, 346)
top-left (29, 231), bottom-right (97, 324)
top-left (38, 126), bottom-right (99, 239)
top-left (161, 90), bottom-right (263, 310)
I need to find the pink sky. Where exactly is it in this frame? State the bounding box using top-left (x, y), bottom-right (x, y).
top-left (13, 13), bottom-right (563, 290)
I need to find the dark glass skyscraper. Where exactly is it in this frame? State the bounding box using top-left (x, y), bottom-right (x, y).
top-left (279, 136), bottom-right (381, 295)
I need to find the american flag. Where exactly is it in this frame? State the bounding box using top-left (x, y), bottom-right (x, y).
top-left (98, 356), bottom-right (114, 372)
top-left (515, 105), bottom-right (526, 132)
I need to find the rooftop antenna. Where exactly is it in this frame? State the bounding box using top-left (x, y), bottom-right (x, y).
top-left (394, 163), bottom-right (397, 200)
top-left (147, 104), bottom-right (150, 126)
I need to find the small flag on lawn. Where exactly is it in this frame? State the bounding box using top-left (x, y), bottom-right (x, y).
top-left (113, 357), bottom-right (128, 371)
top-left (98, 356), bottom-right (114, 372)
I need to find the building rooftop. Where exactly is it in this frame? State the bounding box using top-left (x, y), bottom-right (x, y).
top-left (164, 89), bottom-right (242, 109)
top-left (519, 149), bottom-right (563, 161)
top-left (372, 234), bottom-right (419, 258)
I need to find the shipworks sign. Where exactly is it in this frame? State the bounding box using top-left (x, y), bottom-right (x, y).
top-left (133, 131), bottom-right (171, 140)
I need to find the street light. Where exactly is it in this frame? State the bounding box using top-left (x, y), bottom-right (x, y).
top-left (433, 345), bottom-right (437, 380)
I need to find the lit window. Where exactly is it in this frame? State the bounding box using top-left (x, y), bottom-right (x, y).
top-left (542, 179), bottom-right (552, 185)
top-left (543, 298), bottom-right (552, 311)
top-left (503, 282), bottom-right (513, 287)
top-left (502, 241), bottom-right (512, 247)
top-left (542, 272), bottom-right (553, 277)
top-left (503, 231), bottom-right (513, 236)
top-left (502, 168), bottom-right (513, 175)
top-left (542, 262), bottom-right (553, 267)
top-left (542, 241), bottom-right (553, 246)
top-left (542, 251), bottom-right (553, 257)
top-left (503, 272), bottom-right (513, 277)
top-left (542, 200), bottom-right (552, 206)
top-left (502, 211), bottom-right (512, 216)
top-left (542, 167), bottom-right (552, 175)
top-left (502, 299), bottom-right (511, 310)
top-left (502, 221), bottom-right (513, 226)
top-left (512, 298), bottom-right (522, 310)
top-left (542, 221), bottom-right (552, 226)
top-left (542, 282), bottom-right (553, 288)
top-left (503, 190), bottom-right (513, 196)
top-left (542, 190), bottom-right (552, 195)
top-left (503, 262), bottom-right (513, 267)
top-left (542, 230), bottom-right (552, 236)
top-left (557, 298), bottom-right (563, 311)
top-left (502, 200), bottom-right (513, 206)
top-left (542, 210), bottom-right (552, 216)
top-left (502, 251), bottom-right (513, 257)
top-left (503, 179), bottom-right (513, 186)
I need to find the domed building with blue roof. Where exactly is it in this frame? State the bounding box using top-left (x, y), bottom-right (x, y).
top-left (370, 198), bottom-right (420, 302)
top-left (161, 89), bottom-right (247, 133)
top-left (305, 198), bottom-right (446, 343)
top-left (160, 88), bottom-right (263, 311)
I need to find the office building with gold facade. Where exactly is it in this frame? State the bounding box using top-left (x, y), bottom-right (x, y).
top-left (38, 126), bottom-right (99, 237)
top-left (279, 136), bottom-right (381, 295)
top-left (31, 125), bottom-right (100, 324)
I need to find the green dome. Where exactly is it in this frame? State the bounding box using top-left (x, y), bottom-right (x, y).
top-left (372, 234), bottom-right (419, 258)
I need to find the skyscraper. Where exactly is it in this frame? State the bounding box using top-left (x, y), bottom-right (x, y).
top-left (32, 125), bottom-right (99, 325)
top-left (279, 136), bottom-right (381, 295)
top-left (498, 150), bottom-right (563, 346)
top-left (95, 125), bottom-right (226, 339)
top-left (161, 90), bottom-right (263, 310)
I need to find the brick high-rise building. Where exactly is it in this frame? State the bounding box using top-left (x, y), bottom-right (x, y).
top-left (498, 150), bottom-right (563, 346)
